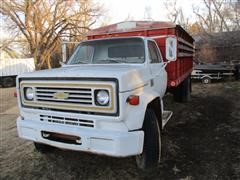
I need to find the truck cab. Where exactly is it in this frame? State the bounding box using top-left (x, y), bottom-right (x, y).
top-left (16, 21), bottom-right (194, 170)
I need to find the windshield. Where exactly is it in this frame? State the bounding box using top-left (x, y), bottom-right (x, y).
top-left (67, 38), bottom-right (145, 64)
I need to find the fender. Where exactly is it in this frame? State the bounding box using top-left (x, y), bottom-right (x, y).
top-left (201, 75), bottom-right (212, 79)
top-left (121, 85), bottom-right (163, 131)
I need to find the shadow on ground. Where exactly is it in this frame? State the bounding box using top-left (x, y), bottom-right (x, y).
top-left (1, 82), bottom-right (240, 179)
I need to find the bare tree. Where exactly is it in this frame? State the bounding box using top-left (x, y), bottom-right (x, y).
top-left (164, 0), bottom-right (191, 31)
top-left (187, 22), bottom-right (203, 35)
top-left (0, 38), bottom-right (18, 58)
top-left (0, 0), bottom-right (103, 69)
top-left (228, 0), bottom-right (240, 30)
top-left (164, 0), bottom-right (179, 23)
top-left (0, 36), bottom-right (30, 59)
top-left (193, 0), bottom-right (240, 33)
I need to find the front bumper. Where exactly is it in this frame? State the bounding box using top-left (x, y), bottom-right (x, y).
top-left (17, 116), bottom-right (144, 157)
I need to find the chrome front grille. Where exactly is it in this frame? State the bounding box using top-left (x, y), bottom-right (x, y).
top-left (35, 87), bottom-right (93, 105)
top-left (20, 80), bottom-right (117, 114)
top-left (40, 114), bottom-right (94, 127)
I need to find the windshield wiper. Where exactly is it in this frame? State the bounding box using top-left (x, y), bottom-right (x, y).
top-left (97, 58), bottom-right (127, 64)
top-left (72, 60), bottom-right (88, 64)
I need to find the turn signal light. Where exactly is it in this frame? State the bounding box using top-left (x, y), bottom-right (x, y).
top-left (127, 95), bottom-right (139, 105)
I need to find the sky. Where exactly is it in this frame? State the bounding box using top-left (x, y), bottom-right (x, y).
top-left (100, 0), bottom-right (203, 24)
top-left (0, 0), bottom-right (204, 39)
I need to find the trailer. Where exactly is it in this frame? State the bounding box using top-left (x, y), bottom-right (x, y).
top-left (192, 63), bottom-right (236, 84)
top-left (0, 58), bottom-right (35, 87)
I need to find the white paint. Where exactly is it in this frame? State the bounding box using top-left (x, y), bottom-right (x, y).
top-left (0, 58), bottom-right (35, 77)
top-left (17, 117), bottom-right (144, 157)
top-left (16, 37), bottom-right (174, 156)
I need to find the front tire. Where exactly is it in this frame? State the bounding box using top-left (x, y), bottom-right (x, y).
top-left (136, 109), bottom-right (161, 170)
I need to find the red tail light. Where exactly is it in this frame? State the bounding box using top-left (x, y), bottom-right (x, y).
top-left (14, 91), bottom-right (17, 97)
top-left (127, 95), bottom-right (139, 105)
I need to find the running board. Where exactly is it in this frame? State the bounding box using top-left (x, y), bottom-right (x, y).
top-left (162, 110), bottom-right (173, 129)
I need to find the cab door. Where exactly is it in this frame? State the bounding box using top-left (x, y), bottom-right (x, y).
top-left (147, 40), bottom-right (167, 97)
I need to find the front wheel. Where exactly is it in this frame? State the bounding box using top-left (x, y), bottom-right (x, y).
top-left (136, 109), bottom-right (161, 170)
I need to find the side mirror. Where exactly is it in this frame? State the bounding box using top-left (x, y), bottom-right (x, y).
top-left (62, 43), bottom-right (67, 63)
top-left (166, 37), bottom-right (177, 61)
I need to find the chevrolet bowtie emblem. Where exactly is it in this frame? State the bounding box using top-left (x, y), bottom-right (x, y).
top-left (53, 92), bottom-right (69, 99)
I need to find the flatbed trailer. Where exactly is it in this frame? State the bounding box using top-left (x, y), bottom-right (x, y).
top-left (192, 64), bottom-right (236, 83)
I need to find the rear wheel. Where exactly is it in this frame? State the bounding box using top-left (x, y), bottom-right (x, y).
top-left (34, 142), bottom-right (55, 153)
top-left (202, 77), bottom-right (211, 84)
top-left (136, 109), bottom-right (161, 171)
top-left (173, 75), bottom-right (191, 103)
top-left (2, 77), bottom-right (15, 87)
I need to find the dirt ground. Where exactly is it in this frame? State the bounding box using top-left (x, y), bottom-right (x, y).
top-left (0, 81), bottom-right (240, 180)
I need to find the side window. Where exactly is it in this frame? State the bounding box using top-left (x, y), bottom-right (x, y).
top-left (148, 41), bottom-right (161, 63)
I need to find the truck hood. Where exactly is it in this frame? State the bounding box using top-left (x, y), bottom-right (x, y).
top-left (19, 64), bottom-right (152, 92)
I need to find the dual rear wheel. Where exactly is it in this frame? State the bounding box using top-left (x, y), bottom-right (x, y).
top-left (173, 75), bottom-right (191, 103)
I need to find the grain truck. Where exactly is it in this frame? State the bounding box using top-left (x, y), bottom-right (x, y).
top-left (16, 21), bottom-right (194, 170)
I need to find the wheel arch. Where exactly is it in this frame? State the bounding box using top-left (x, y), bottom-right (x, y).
top-left (123, 89), bottom-right (163, 131)
top-left (145, 97), bottom-right (163, 130)
top-left (201, 75), bottom-right (212, 79)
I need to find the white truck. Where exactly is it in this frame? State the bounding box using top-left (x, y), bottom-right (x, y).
top-left (16, 21), bottom-right (194, 170)
top-left (0, 58), bottom-right (35, 87)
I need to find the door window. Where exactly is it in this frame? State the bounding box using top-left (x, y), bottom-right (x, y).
top-left (148, 41), bottom-right (161, 63)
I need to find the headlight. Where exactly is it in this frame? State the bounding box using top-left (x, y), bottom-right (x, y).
top-left (95, 90), bottom-right (109, 106)
top-left (24, 87), bottom-right (34, 100)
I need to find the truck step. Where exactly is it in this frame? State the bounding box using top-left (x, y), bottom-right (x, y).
top-left (162, 110), bottom-right (173, 129)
